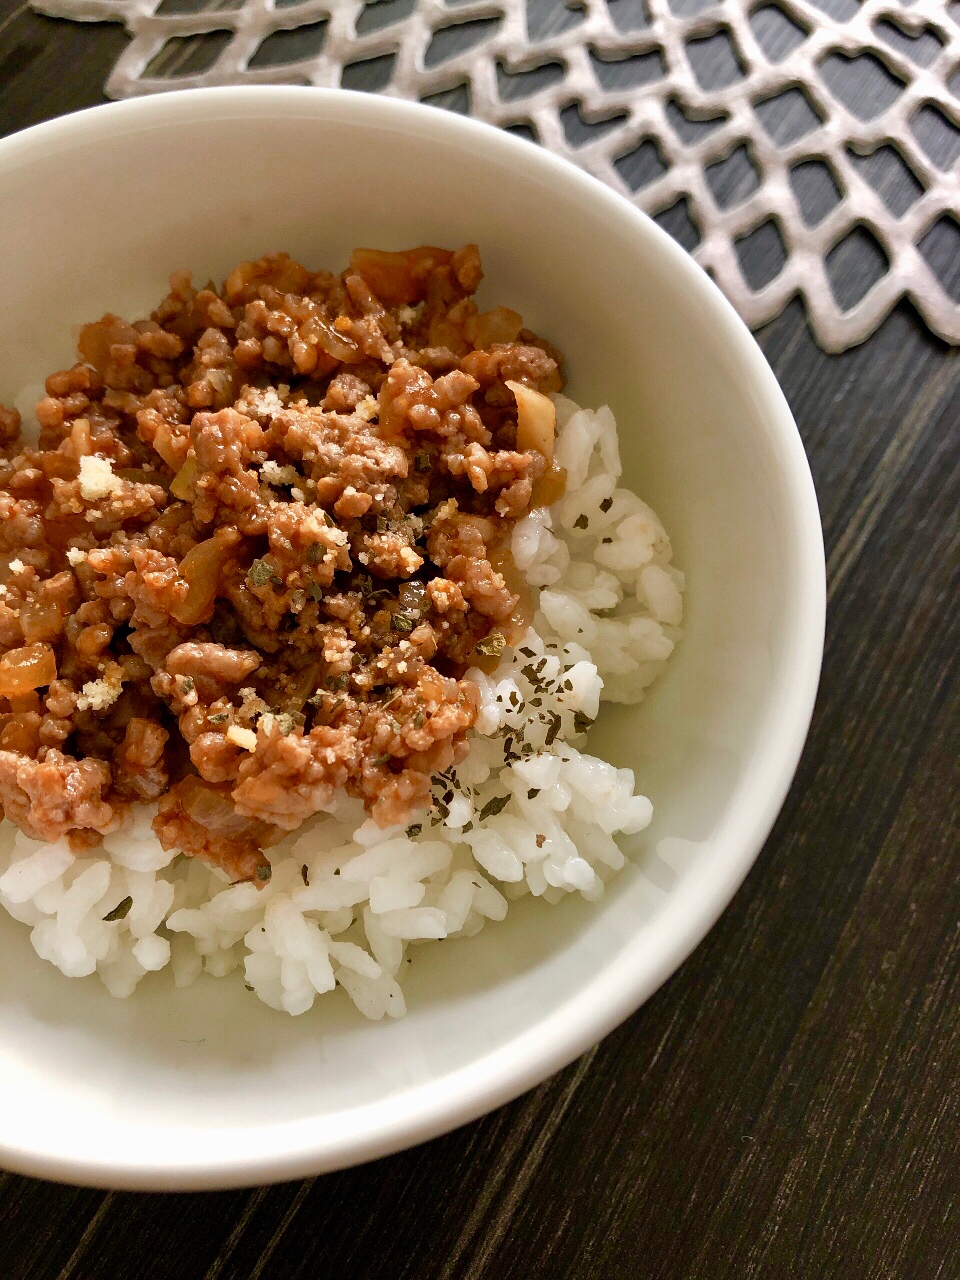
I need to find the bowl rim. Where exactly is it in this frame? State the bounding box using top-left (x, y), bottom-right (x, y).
top-left (0, 84), bottom-right (825, 1191)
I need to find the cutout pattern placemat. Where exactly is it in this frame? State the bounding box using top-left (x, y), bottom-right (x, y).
top-left (30, 0), bottom-right (960, 351)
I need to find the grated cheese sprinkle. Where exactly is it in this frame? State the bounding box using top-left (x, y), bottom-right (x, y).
top-left (76, 671), bottom-right (123, 712)
top-left (78, 455), bottom-right (123, 502)
top-left (261, 460), bottom-right (300, 487)
top-left (354, 396), bottom-right (378, 422)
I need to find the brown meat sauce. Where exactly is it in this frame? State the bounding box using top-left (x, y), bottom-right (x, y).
top-left (0, 246), bottom-right (564, 883)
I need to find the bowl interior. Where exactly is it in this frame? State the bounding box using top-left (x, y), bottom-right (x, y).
top-left (0, 89), bottom-right (823, 1188)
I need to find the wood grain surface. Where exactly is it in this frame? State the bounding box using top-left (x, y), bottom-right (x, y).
top-left (0, 1), bottom-right (958, 1275)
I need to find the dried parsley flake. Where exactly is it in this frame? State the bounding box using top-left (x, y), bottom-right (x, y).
top-left (248, 559), bottom-right (273, 587)
top-left (478, 795), bottom-right (509, 821)
top-left (475, 631), bottom-right (506, 658)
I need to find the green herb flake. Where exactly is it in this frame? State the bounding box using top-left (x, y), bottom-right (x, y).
top-left (573, 711), bottom-right (593, 734)
top-left (374, 753), bottom-right (392, 766)
top-left (270, 575), bottom-right (284, 588)
top-left (475, 631), bottom-right (506, 658)
top-left (573, 513), bottom-right (589, 530)
top-left (290, 589), bottom-right (306, 612)
top-left (413, 710), bottom-right (425, 729)
top-left (208, 712), bottom-right (229, 725)
top-left (599, 497), bottom-right (613, 513)
top-left (544, 713), bottom-right (562, 747)
top-left (478, 795), bottom-right (510, 821)
top-left (301, 864), bottom-right (310, 886)
top-left (415, 452), bottom-right (430, 472)
top-left (391, 612), bottom-right (414, 632)
top-left (308, 582), bottom-right (324, 602)
top-left (248, 558), bottom-right (273, 587)
top-left (104, 896), bottom-right (132, 922)
top-left (519, 647), bottom-right (536, 658)
top-left (180, 676), bottom-right (195, 694)
top-left (527, 789), bottom-right (540, 800)
top-left (275, 711), bottom-right (303, 736)
top-left (256, 865), bottom-right (272, 882)
top-left (435, 799), bottom-right (450, 820)
top-left (306, 542), bottom-right (323, 564)
top-left (406, 823), bottom-right (422, 838)
top-left (328, 673), bottom-right (349, 691)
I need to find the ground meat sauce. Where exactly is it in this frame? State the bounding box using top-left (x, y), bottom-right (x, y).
top-left (0, 246), bottom-right (566, 884)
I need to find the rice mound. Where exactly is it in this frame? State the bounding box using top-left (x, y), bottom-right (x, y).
top-left (0, 396), bottom-right (683, 1018)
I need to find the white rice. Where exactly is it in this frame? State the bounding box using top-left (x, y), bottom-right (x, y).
top-left (0, 396), bottom-right (683, 1018)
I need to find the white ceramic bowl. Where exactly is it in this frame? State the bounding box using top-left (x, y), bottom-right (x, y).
top-left (0, 87), bottom-right (824, 1190)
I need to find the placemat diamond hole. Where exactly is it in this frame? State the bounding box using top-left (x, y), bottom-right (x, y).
top-left (426, 17), bottom-right (504, 67)
top-left (155, 0), bottom-right (241, 15)
top-left (706, 143), bottom-right (761, 208)
top-left (754, 85), bottom-right (822, 144)
top-left (144, 30), bottom-right (232, 77)
top-left (805, 0), bottom-right (858, 21)
top-left (686, 28), bottom-right (746, 91)
top-left (846, 144), bottom-right (925, 217)
top-left (665, 95), bottom-right (728, 144)
top-left (560, 100), bottom-right (629, 146)
top-left (341, 53), bottom-right (396, 91)
top-left (498, 58), bottom-right (565, 100)
top-left (420, 83), bottom-right (472, 113)
top-left (735, 218), bottom-right (787, 290)
top-left (590, 46), bottom-right (664, 90)
top-left (614, 136), bottom-right (668, 190)
top-left (873, 18), bottom-right (943, 68)
top-left (526, 0), bottom-right (586, 41)
top-left (910, 103), bottom-right (960, 170)
top-left (606, 0), bottom-right (650, 33)
top-left (749, 4), bottom-right (808, 63)
top-left (916, 215), bottom-right (960, 302)
top-left (818, 50), bottom-right (906, 121)
top-left (355, 0), bottom-right (416, 37)
top-left (249, 20), bottom-right (327, 67)
top-left (667, 0), bottom-right (717, 16)
top-left (504, 122), bottom-right (540, 143)
top-left (653, 196), bottom-right (700, 250)
top-left (789, 158), bottom-right (842, 225)
top-left (826, 225), bottom-right (889, 310)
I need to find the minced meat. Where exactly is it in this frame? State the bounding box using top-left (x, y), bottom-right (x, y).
top-left (0, 245), bottom-right (565, 883)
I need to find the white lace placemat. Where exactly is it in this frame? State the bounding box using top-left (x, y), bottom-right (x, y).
top-left (30, 0), bottom-right (960, 351)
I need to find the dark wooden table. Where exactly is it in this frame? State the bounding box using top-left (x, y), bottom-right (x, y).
top-left (1, 2), bottom-right (958, 1276)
